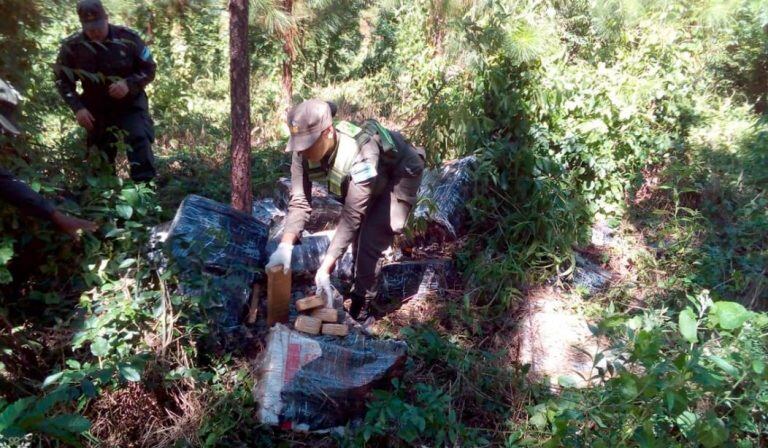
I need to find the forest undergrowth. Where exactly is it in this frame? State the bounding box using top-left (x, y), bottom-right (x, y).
top-left (1, 0), bottom-right (767, 446)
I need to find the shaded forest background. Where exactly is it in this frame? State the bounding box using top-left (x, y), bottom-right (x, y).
top-left (0, 0), bottom-right (767, 446)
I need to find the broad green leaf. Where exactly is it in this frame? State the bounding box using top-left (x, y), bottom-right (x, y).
top-left (41, 372), bottom-right (64, 389)
top-left (708, 355), bottom-right (738, 376)
top-left (81, 379), bottom-right (97, 399)
top-left (31, 390), bottom-right (66, 415)
top-left (0, 246), bottom-right (13, 265)
top-left (121, 188), bottom-right (140, 206)
top-left (591, 414), bottom-right (607, 429)
top-left (90, 337), bottom-right (110, 357)
top-left (678, 308), bottom-right (698, 343)
top-left (414, 415), bottom-right (426, 432)
top-left (0, 397), bottom-right (33, 431)
top-left (119, 365), bottom-right (141, 382)
top-left (698, 415), bottom-right (729, 448)
top-left (104, 227), bottom-right (125, 238)
top-left (529, 412), bottom-right (547, 429)
top-left (709, 301), bottom-right (750, 330)
top-left (558, 375), bottom-right (578, 388)
top-left (675, 410), bottom-right (697, 435)
top-left (46, 414), bottom-right (91, 433)
top-left (65, 360), bottom-right (81, 370)
top-left (626, 316), bottom-right (643, 330)
top-left (118, 258), bottom-right (136, 269)
top-left (752, 359), bottom-right (765, 375)
top-left (116, 204), bottom-right (133, 220)
top-left (618, 375), bottom-right (638, 399)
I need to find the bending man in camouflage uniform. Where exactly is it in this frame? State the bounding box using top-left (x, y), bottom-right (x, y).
top-left (0, 79), bottom-right (97, 238)
top-left (266, 100), bottom-right (425, 322)
top-left (54, 0), bottom-right (157, 182)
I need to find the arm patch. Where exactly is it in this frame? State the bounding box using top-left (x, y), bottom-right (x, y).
top-left (140, 47), bottom-right (152, 61)
top-left (350, 161), bottom-right (377, 184)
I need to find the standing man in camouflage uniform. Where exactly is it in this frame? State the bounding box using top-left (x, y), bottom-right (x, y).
top-left (54, 0), bottom-right (157, 182)
top-left (265, 99), bottom-right (425, 322)
top-left (0, 79), bottom-right (97, 238)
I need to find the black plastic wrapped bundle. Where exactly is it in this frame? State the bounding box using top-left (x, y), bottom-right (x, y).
top-left (256, 324), bottom-right (407, 431)
top-left (274, 177), bottom-right (343, 232)
top-left (411, 156), bottom-right (476, 242)
top-left (377, 259), bottom-right (453, 302)
top-left (166, 195), bottom-right (270, 331)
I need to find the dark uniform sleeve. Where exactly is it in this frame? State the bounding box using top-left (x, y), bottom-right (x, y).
top-left (54, 40), bottom-right (85, 113)
top-left (326, 140), bottom-right (380, 261)
top-left (125, 31), bottom-right (156, 96)
top-left (0, 167), bottom-right (56, 220)
top-left (283, 151), bottom-right (313, 238)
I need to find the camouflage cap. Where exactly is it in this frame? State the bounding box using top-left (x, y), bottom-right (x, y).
top-left (285, 99), bottom-right (334, 153)
top-left (77, 0), bottom-right (108, 32)
top-left (0, 79), bottom-right (21, 136)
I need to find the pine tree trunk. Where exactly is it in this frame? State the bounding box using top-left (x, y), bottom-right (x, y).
top-left (229, 0), bottom-right (252, 212)
top-left (281, 0), bottom-right (295, 113)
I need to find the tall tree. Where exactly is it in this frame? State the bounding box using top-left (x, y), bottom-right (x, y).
top-left (281, 0), bottom-right (296, 113)
top-left (229, 0), bottom-right (252, 212)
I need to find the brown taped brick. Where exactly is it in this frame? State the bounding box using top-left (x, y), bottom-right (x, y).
top-left (321, 323), bottom-right (348, 337)
top-left (296, 295), bottom-right (325, 312)
top-left (294, 315), bottom-right (322, 335)
top-left (311, 308), bottom-right (342, 323)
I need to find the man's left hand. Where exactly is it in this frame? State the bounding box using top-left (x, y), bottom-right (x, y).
top-left (108, 80), bottom-right (129, 99)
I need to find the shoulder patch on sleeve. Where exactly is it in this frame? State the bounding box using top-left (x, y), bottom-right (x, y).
top-left (335, 120), bottom-right (362, 137)
top-left (350, 161), bottom-right (377, 184)
top-left (140, 46), bottom-right (152, 61)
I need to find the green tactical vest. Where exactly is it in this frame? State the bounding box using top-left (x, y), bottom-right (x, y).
top-left (307, 119), bottom-right (399, 196)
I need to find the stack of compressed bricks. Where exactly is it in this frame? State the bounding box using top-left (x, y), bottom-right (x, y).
top-left (293, 295), bottom-right (348, 336)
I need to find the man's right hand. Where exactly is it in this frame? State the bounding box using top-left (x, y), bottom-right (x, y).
top-left (265, 242), bottom-right (293, 273)
top-left (75, 108), bottom-right (95, 131)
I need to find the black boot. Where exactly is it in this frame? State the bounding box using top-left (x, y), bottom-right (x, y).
top-left (348, 295), bottom-right (376, 327)
top-left (348, 294), bottom-right (365, 320)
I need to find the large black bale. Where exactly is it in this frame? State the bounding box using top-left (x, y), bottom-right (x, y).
top-left (411, 156), bottom-right (476, 242)
top-left (256, 324), bottom-right (407, 432)
top-left (166, 195), bottom-right (270, 331)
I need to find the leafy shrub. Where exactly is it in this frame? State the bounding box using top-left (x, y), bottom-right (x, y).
top-left (529, 292), bottom-right (768, 447)
top-left (346, 379), bottom-right (484, 447)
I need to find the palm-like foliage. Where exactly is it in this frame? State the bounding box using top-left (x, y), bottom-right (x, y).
top-left (250, 0), bottom-right (293, 35)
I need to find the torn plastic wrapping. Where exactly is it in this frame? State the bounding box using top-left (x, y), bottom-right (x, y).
top-left (146, 221), bottom-right (171, 270)
top-left (255, 324), bottom-right (407, 431)
top-left (411, 156), bottom-right (476, 242)
top-left (572, 254), bottom-right (612, 295)
top-left (252, 197), bottom-right (286, 240)
top-left (377, 259), bottom-right (454, 302)
top-left (274, 177), bottom-right (343, 232)
top-left (166, 195), bottom-right (270, 330)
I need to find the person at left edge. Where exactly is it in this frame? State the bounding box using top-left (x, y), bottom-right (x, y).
top-left (54, 0), bottom-right (157, 182)
top-left (0, 79), bottom-right (97, 239)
